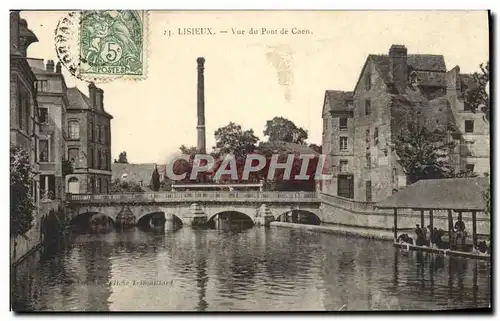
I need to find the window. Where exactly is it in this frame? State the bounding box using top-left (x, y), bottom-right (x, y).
top-left (365, 99), bottom-right (371, 116)
top-left (339, 160), bottom-right (349, 172)
top-left (339, 137), bottom-right (348, 151)
top-left (339, 118), bottom-right (348, 131)
top-left (89, 148), bottom-right (94, 168)
top-left (68, 120), bottom-right (80, 139)
top-left (338, 174), bottom-right (354, 199)
top-left (366, 152), bottom-right (371, 169)
top-left (466, 164), bottom-right (475, 173)
top-left (105, 150), bottom-right (109, 170)
top-left (392, 168), bottom-right (397, 184)
top-left (89, 177), bottom-right (95, 193)
top-left (89, 122), bottom-right (94, 141)
top-left (365, 71), bottom-right (371, 90)
top-left (409, 72), bottom-right (419, 89)
top-left (465, 120), bottom-right (474, 133)
top-left (346, 99), bottom-right (354, 109)
top-left (96, 177), bottom-right (101, 193)
top-left (365, 129), bottom-right (370, 149)
top-left (103, 126), bottom-right (108, 144)
top-left (464, 102), bottom-right (474, 112)
top-left (323, 119), bottom-right (328, 133)
top-left (68, 148), bottom-right (79, 167)
top-left (39, 108), bottom-right (48, 124)
top-left (17, 91), bottom-right (23, 129)
top-left (98, 149), bottom-right (102, 169)
top-left (17, 88), bottom-right (30, 131)
top-left (37, 80), bottom-right (49, 92)
top-left (366, 181), bottom-right (372, 202)
top-left (96, 125), bottom-right (101, 143)
top-left (374, 127), bottom-right (379, 146)
top-left (39, 139), bottom-right (49, 162)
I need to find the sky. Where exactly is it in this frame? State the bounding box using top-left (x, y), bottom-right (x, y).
top-left (21, 11), bottom-right (489, 164)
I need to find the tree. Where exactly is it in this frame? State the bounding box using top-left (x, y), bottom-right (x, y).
top-left (393, 99), bottom-right (456, 184)
top-left (214, 122), bottom-right (259, 159)
top-left (114, 151), bottom-right (128, 164)
top-left (150, 165), bottom-right (161, 191)
top-left (263, 117), bottom-right (308, 144)
top-left (110, 179), bottom-right (144, 193)
top-left (308, 144), bottom-right (322, 154)
top-left (179, 145), bottom-right (197, 156)
top-left (464, 62), bottom-right (490, 120)
top-left (10, 145), bottom-right (36, 237)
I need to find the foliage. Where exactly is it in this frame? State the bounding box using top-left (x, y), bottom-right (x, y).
top-left (179, 145), bottom-right (197, 156)
top-left (114, 151), bottom-right (129, 164)
top-left (464, 62), bottom-right (490, 121)
top-left (10, 145), bottom-right (36, 237)
top-left (392, 99), bottom-right (456, 184)
top-left (308, 144), bottom-right (322, 154)
top-left (151, 166), bottom-right (161, 191)
top-left (263, 116), bottom-right (308, 144)
top-left (214, 122), bottom-right (259, 159)
top-left (110, 178), bottom-right (144, 193)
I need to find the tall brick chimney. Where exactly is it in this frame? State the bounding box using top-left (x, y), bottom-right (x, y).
top-left (96, 88), bottom-right (104, 110)
top-left (196, 57), bottom-right (206, 154)
top-left (389, 45), bottom-right (408, 94)
top-left (88, 82), bottom-right (97, 109)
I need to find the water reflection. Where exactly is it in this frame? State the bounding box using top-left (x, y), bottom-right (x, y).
top-left (12, 227), bottom-right (491, 311)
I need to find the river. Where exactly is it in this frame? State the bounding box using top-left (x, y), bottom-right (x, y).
top-left (11, 226), bottom-right (491, 311)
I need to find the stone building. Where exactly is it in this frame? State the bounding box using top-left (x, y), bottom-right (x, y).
top-left (66, 83), bottom-right (113, 194)
top-left (27, 58), bottom-right (68, 200)
top-left (321, 44), bottom-right (490, 203)
top-left (10, 11), bottom-right (39, 192)
top-left (10, 11), bottom-right (42, 262)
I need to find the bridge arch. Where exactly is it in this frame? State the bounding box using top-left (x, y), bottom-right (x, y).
top-left (137, 211), bottom-right (184, 227)
top-left (70, 211), bottom-right (116, 231)
top-left (207, 210), bottom-right (255, 229)
top-left (277, 209), bottom-right (321, 225)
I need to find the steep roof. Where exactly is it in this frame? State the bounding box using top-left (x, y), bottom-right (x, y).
top-left (67, 87), bottom-right (92, 110)
top-left (376, 177), bottom-right (490, 211)
top-left (111, 163), bottom-right (157, 187)
top-left (369, 54), bottom-right (446, 86)
top-left (322, 90), bottom-right (354, 116)
top-left (66, 87), bottom-right (113, 118)
top-left (413, 71), bottom-right (447, 87)
top-left (259, 141), bottom-right (320, 155)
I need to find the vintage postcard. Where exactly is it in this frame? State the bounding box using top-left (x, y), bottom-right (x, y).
top-left (9, 10), bottom-right (491, 312)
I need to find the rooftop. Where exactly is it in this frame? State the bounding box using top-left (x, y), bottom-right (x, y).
top-left (376, 177), bottom-right (490, 211)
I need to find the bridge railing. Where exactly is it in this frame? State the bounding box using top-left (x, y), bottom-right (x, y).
top-left (68, 191), bottom-right (319, 203)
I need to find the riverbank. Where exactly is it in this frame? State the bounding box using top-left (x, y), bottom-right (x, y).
top-left (270, 221), bottom-right (397, 241)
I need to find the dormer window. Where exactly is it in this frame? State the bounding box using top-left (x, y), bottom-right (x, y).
top-left (409, 71), bottom-right (419, 89)
top-left (365, 71), bottom-right (371, 90)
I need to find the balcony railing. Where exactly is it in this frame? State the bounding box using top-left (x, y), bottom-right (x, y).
top-left (68, 191), bottom-right (319, 204)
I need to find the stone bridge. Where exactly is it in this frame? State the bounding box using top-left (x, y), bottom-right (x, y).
top-left (67, 191), bottom-right (321, 227)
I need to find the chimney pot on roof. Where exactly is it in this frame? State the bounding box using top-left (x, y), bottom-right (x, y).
top-left (56, 61), bottom-right (62, 73)
top-left (88, 82), bottom-right (97, 109)
top-left (389, 45), bottom-right (408, 94)
top-left (46, 59), bottom-right (55, 72)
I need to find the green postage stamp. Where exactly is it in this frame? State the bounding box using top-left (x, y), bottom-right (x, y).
top-left (79, 10), bottom-right (146, 78)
